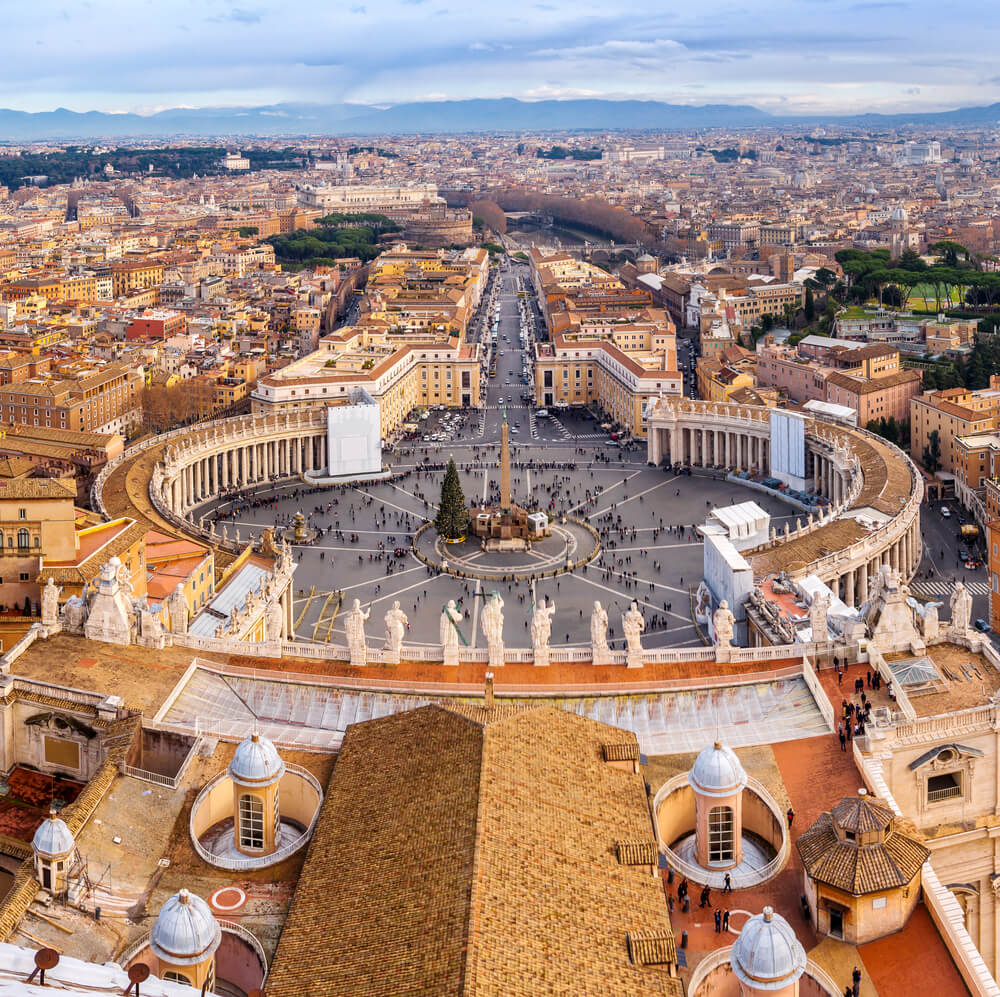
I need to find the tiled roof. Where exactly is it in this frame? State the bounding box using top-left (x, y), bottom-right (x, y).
top-left (796, 803), bottom-right (929, 896)
top-left (830, 795), bottom-right (894, 833)
top-left (266, 704), bottom-right (681, 997)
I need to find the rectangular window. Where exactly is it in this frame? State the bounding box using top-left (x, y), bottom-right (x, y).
top-left (927, 772), bottom-right (962, 803)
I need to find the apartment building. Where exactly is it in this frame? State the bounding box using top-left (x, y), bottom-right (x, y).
top-left (0, 361), bottom-right (143, 435)
top-left (529, 249), bottom-right (681, 435)
top-left (910, 381), bottom-right (1000, 474)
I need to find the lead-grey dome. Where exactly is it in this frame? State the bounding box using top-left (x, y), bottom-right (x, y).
top-left (229, 731), bottom-right (285, 788)
top-left (689, 741), bottom-right (748, 798)
top-left (730, 906), bottom-right (806, 990)
top-left (32, 812), bottom-right (74, 857)
top-left (149, 888), bottom-right (222, 967)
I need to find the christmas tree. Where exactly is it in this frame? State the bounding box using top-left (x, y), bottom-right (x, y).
top-left (435, 457), bottom-right (469, 541)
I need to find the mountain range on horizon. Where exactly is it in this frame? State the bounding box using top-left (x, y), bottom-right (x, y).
top-left (1, 97), bottom-right (1000, 141)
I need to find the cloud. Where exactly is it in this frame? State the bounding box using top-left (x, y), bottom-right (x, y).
top-left (350, 4), bottom-right (367, 12)
top-left (207, 7), bottom-right (262, 24)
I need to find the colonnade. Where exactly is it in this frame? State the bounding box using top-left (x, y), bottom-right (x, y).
top-left (646, 399), bottom-right (923, 610)
top-left (169, 434), bottom-right (327, 514)
top-left (654, 423), bottom-right (771, 475)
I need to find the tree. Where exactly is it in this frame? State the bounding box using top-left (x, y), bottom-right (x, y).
top-left (923, 429), bottom-right (942, 473)
top-left (435, 458), bottom-right (469, 540)
top-left (804, 284), bottom-right (816, 322)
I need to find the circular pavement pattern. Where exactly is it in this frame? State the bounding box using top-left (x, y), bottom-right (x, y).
top-left (209, 886), bottom-right (247, 913)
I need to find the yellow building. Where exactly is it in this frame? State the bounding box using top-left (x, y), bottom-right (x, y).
top-left (910, 381), bottom-right (1000, 473)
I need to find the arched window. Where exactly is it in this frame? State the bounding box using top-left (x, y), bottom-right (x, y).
top-left (163, 971), bottom-right (191, 986)
top-left (239, 793), bottom-right (264, 850)
top-left (708, 805), bottom-right (735, 864)
top-left (17, 529), bottom-right (29, 550)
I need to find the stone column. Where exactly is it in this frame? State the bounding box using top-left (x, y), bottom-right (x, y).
top-left (846, 568), bottom-right (855, 607)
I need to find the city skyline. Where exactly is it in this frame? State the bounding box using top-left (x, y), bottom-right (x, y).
top-left (5, 0), bottom-right (1000, 117)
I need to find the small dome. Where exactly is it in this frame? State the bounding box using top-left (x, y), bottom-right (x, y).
top-left (637, 253), bottom-right (655, 261)
top-left (32, 812), bottom-right (74, 857)
top-left (730, 906), bottom-right (807, 991)
top-left (229, 731), bottom-right (285, 787)
top-left (689, 741), bottom-right (748, 798)
top-left (890, 205), bottom-right (908, 222)
top-left (150, 888), bottom-right (222, 967)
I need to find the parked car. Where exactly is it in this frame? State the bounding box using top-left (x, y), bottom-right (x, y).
top-left (975, 618), bottom-right (990, 633)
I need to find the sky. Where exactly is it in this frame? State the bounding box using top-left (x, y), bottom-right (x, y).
top-left (6, 0), bottom-right (1000, 115)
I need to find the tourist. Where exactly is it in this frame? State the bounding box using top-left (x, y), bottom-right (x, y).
top-left (786, 807), bottom-right (795, 826)
top-left (699, 885), bottom-right (711, 908)
top-left (714, 909), bottom-right (722, 933)
top-left (722, 910), bottom-right (730, 932)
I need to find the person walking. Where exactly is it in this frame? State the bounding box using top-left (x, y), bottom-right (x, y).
top-left (839, 725), bottom-right (847, 752)
top-left (700, 885), bottom-right (711, 908)
top-left (852, 965), bottom-right (862, 996)
top-left (786, 807), bottom-right (795, 827)
top-left (723, 871), bottom-right (732, 894)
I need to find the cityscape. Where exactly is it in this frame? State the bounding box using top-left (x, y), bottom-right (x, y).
top-left (3, 3), bottom-right (1000, 996)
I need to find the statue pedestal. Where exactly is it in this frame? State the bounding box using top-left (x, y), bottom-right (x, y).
top-left (488, 644), bottom-right (504, 669)
top-left (592, 645), bottom-right (611, 666)
top-left (383, 648), bottom-right (400, 665)
top-left (350, 648), bottom-right (367, 668)
top-left (533, 647), bottom-right (550, 667)
top-left (626, 649), bottom-right (644, 669)
top-left (715, 644), bottom-right (733, 664)
top-left (443, 644), bottom-right (459, 667)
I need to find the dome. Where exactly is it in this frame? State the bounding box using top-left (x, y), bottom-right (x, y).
top-left (150, 889), bottom-right (222, 967)
top-left (229, 731), bottom-right (285, 787)
top-left (32, 812), bottom-right (74, 857)
top-left (890, 205), bottom-right (908, 222)
top-left (637, 253), bottom-right (655, 262)
top-left (730, 906), bottom-right (807, 991)
top-left (689, 741), bottom-right (748, 798)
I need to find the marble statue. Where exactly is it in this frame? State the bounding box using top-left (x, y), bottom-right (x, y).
top-left (265, 598), bottom-right (284, 643)
top-left (950, 580), bottom-right (972, 635)
top-left (220, 523), bottom-right (228, 543)
top-left (622, 601), bottom-right (645, 668)
top-left (440, 599), bottom-right (463, 666)
top-left (713, 600), bottom-right (735, 648)
top-left (41, 578), bottom-right (61, 626)
top-left (63, 596), bottom-right (87, 632)
top-left (384, 601), bottom-right (408, 663)
top-left (923, 601), bottom-right (941, 641)
top-left (345, 598), bottom-right (370, 666)
top-left (531, 597), bottom-right (555, 666)
top-left (481, 592), bottom-right (505, 668)
top-left (167, 583), bottom-right (188, 635)
top-left (590, 600), bottom-right (610, 664)
top-left (809, 591), bottom-right (829, 642)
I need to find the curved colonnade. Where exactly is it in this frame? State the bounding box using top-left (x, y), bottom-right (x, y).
top-left (91, 401), bottom-right (923, 624)
top-left (647, 398), bottom-right (923, 607)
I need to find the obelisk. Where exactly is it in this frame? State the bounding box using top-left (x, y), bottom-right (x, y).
top-left (500, 416), bottom-right (511, 511)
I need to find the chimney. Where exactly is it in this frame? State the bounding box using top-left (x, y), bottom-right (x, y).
top-left (484, 672), bottom-right (494, 708)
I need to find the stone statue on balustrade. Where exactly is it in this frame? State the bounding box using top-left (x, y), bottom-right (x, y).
top-left (345, 598), bottom-right (370, 667)
top-left (440, 599), bottom-right (464, 666)
top-left (167, 583), bottom-right (189, 635)
top-left (481, 592), bottom-right (505, 668)
top-left (950, 581), bottom-right (972, 636)
top-left (622, 601), bottom-right (645, 668)
top-left (531, 597), bottom-right (555, 667)
top-left (41, 578), bottom-right (61, 627)
top-left (713, 600), bottom-right (735, 659)
top-left (265, 598), bottom-right (284, 643)
top-left (590, 600), bottom-right (610, 665)
top-left (383, 601), bottom-right (408, 664)
top-left (809, 591), bottom-right (829, 643)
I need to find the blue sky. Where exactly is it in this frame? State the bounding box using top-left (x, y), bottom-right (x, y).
top-left (7, 0), bottom-right (1000, 114)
